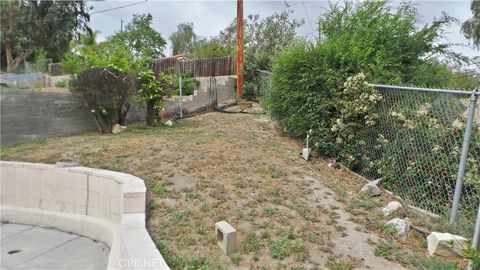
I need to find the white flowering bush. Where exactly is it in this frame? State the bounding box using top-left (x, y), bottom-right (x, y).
top-left (361, 91), bottom-right (480, 216)
top-left (331, 73), bottom-right (382, 169)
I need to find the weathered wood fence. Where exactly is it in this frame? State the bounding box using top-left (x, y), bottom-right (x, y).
top-left (152, 56), bottom-right (236, 77)
top-left (48, 56), bottom-right (236, 77)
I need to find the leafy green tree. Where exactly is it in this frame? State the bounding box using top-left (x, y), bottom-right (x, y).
top-left (0, 0), bottom-right (90, 72)
top-left (138, 70), bottom-right (173, 126)
top-left (189, 38), bottom-right (234, 59)
top-left (461, 0), bottom-right (480, 49)
top-left (318, 0), bottom-right (456, 85)
top-left (219, 7), bottom-right (303, 100)
top-left (61, 42), bottom-right (138, 75)
top-left (61, 40), bottom-right (138, 126)
top-left (170, 22), bottom-right (198, 56)
top-left (108, 13), bottom-right (166, 61)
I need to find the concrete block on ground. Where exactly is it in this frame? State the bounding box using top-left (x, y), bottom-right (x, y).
top-left (427, 232), bottom-right (467, 257)
top-left (215, 221), bottom-right (237, 255)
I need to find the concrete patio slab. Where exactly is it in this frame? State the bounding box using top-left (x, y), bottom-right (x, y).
top-left (1, 223), bottom-right (109, 270)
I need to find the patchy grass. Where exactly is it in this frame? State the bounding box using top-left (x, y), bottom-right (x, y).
top-left (269, 229), bottom-right (308, 261)
top-left (1, 110), bottom-right (466, 269)
top-left (325, 257), bottom-right (357, 270)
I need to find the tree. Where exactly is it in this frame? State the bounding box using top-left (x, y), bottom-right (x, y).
top-left (461, 0), bottom-right (480, 49)
top-left (108, 13), bottom-right (166, 61)
top-left (61, 41), bottom-right (138, 126)
top-left (318, 0), bottom-right (456, 85)
top-left (0, 0), bottom-right (90, 73)
top-left (138, 70), bottom-right (173, 126)
top-left (218, 8), bottom-right (303, 99)
top-left (189, 38), bottom-right (234, 59)
top-left (69, 67), bottom-right (134, 133)
top-left (170, 22), bottom-right (198, 56)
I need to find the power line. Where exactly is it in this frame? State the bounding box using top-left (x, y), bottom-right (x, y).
top-left (90, 0), bottom-right (148, 15)
top-left (301, 0), bottom-right (315, 36)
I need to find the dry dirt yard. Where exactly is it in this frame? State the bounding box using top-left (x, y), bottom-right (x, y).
top-left (1, 106), bottom-right (463, 270)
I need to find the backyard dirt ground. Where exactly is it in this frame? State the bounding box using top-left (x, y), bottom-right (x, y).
top-left (1, 105), bottom-right (464, 270)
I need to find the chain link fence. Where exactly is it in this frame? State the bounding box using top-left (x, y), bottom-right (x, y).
top-left (355, 85), bottom-right (479, 236)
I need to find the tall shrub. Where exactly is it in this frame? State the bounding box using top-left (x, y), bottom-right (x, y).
top-left (269, 0), bottom-right (457, 165)
top-left (69, 67), bottom-right (133, 133)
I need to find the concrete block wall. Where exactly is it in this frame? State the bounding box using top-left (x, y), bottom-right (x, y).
top-left (0, 161), bottom-right (169, 270)
top-left (169, 75), bottom-right (237, 114)
top-left (0, 88), bottom-right (98, 146)
top-left (0, 88), bottom-right (144, 146)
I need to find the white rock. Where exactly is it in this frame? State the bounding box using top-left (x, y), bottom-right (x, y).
top-left (165, 120), bottom-right (173, 126)
top-left (371, 179), bottom-right (381, 185)
top-left (382, 201), bottom-right (403, 217)
top-left (112, 123), bottom-right (127, 134)
top-left (360, 182), bottom-right (381, 197)
top-left (387, 218), bottom-right (410, 239)
top-left (427, 232), bottom-right (467, 257)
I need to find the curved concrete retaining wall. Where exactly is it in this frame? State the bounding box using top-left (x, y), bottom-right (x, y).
top-left (0, 161), bottom-right (169, 270)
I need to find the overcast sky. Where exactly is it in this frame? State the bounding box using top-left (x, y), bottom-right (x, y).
top-left (88, 0), bottom-right (478, 57)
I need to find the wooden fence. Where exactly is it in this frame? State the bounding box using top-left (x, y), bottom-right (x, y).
top-left (48, 63), bottom-right (64, 76)
top-left (48, 56), bottom-right (236, 77)
top-left (152, 56), bottom-right (236, 77)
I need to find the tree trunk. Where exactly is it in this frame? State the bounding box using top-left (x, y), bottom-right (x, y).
top-left (93, 113), bottom-right (112, 133)
top-left (4, 42), bottom-right (32, 73)
top-left (117, 103), bottom-right (130, 126)
top-left (146, 101), bottom-right (155, 126)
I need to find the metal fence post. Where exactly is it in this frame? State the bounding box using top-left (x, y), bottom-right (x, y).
top-left (449, 90), bottom-right (478, 230)
top-left (468, 201), bottom-right (480, 270)
top-left (179, 76), bottom-right (183, 118)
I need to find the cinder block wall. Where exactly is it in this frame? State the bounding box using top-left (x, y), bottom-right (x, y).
top-left (1, 88), bottom-right (98, 146)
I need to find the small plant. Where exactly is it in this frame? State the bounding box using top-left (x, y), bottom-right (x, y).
top-left (381, 223), bottom-right (400, 240)
top-left (195, 221), bottom-right (207, 236)
top-left (138, 70), bottom-right (173, 126)
top-left (242, 232), bottom-right (260, 254)
top-left (184, 255), bottom-right (214, 270)
top-left (305, 231), bottom-right (318, 243)
top-left (151, 184), bottom-right (167, 197)
top-left (464, 247), bottom-right (480, 269)
top-left (173, 71), bottom-right (200, 96)
top-left (269, 230), bottom-right (308, 261)
top-left (325, 257), bottom-right (356, 270)
top-left (264, 206), bottom-right (277, 215)
top-left (145, 197), bottom-right (157, 211)
top-left (229, 253), bottom-right (242, 266)
top-left (374, 243), bottom-right (401, 261)
top-left (54, 80), bottom-right (69, 88)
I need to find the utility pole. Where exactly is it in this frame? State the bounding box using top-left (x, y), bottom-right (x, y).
top-left (120, 19), bottom-right (123, 32)
top-left (236, 0), bottom-right (244, 99)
